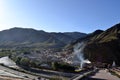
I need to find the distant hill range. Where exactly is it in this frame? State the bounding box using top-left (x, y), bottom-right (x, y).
top-left (67, 23), bottom-right (120, 66)
top-left (0, 27), bottom-right (86, 49)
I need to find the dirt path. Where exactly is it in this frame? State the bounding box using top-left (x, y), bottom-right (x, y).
top-left (0, 76), bottom-right (24, 80)
top-left (88, 69), bottom-right (120, 80)
top-left (0, 65), bottom-right (38, 80)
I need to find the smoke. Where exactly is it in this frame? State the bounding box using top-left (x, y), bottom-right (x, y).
top-left (73, 42), bottom-right (91, 68)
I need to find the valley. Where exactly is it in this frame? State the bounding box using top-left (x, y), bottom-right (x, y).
top-left (0, 23), bottom-right (120, 80)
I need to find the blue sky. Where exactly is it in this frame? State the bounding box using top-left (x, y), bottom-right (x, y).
top-left (0, 0), bottom-right (120, 33)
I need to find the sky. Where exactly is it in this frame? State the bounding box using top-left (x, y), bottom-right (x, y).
top-left (0, 0), bottom-right (120, 33)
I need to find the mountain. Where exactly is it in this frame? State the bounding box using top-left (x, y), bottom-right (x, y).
top-left (50, 32), bottom-right (86, 44)
top-left (67, 23), bottom-right (120, 66)
top-left (0, 27), bottom-right (86, 49)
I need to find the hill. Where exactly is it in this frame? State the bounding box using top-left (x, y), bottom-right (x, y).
top-left (0, 27), bottom-right (86, 49)
top-left (67, 23), bottom-right (120, 66)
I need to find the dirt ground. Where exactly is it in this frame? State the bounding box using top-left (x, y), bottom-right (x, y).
top-left (89, 69), bottom-right (120, 80)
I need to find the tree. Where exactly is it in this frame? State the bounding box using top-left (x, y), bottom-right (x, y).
top-left (19, 57), bottom-right (30, 66)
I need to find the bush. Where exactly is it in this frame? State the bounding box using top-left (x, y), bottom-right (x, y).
top-left (52, 62), bottom-right (75, 72)
top-left (19, 57), bottom-right (30, 66)
top-left (50, 76), bottom-right (63, 80)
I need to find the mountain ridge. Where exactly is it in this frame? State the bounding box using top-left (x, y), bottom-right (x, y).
top-left (67, 23), bottom-right (120, 66)
top-left (0, 27), bottom-right (86, 49)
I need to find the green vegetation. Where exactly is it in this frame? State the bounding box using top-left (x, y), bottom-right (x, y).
top-left (52, 62), bottom-right (75, 72)
top-left (0, 49), bottom-right (12, 57)
top-left (109, 69), bottom-right (120, 78)
top-left (50, 76), bottom-right (68, 80)
top-left (12, 56), bottom-right (39, 68)
top-left (68, 23), bottom-right (120, 66)
top-left (50, 77), bottom-right (62, 80)
top-left (19, 57), bottom-right (30, 66)
top-left (0, 27), bottom-right (86, 49)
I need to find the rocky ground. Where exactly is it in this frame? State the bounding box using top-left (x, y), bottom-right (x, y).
top-left (83, 69), bottom-right (120, 80)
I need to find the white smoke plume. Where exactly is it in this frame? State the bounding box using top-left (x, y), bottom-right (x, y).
top-left (73, 42), bottom-right (91, 68)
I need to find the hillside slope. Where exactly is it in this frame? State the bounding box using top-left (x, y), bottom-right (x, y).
top-left (0, 27), bottom-right (86, 49)
top-left (68, 23), bottom-right (120, 66)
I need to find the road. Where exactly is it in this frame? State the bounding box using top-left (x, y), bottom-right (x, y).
top-left (82, 69), bottom-right (120, 80)
top-left (0, 65), bottom-right (38, 80)
top-left (25, 67), bottom-right (76, 78)
top-left (72, 71), bottom-right (93, 80)
top-left (0, 65), bottom-right (76, 80)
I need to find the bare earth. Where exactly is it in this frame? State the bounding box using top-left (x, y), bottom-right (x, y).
top-left (0, 76), bottom-right (24, 80)
top-left (0, 65), bottom-right (37, 80)
top-left (89, 69), bottom-right (120, 80)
